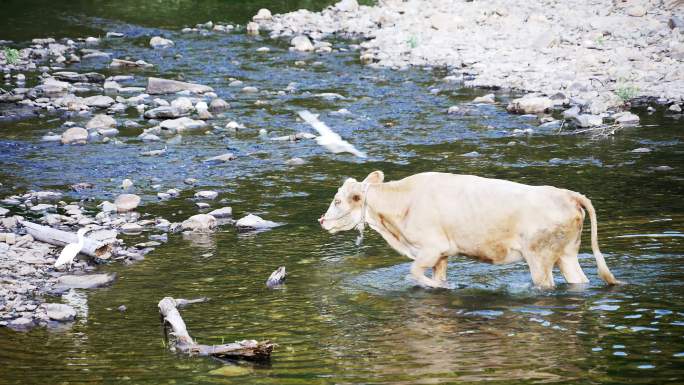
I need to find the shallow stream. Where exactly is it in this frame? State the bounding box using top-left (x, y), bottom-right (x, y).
top-left (1, 1), bottom-right (683, 383)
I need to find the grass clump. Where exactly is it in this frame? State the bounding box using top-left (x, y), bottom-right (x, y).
top-left (2, 47), bottom-right (20, 65)
top-left (616, 83), bottom-right (639, 102)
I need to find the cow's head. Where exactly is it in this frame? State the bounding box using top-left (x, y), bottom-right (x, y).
top-left (319, 171), bottom-right (384, 233)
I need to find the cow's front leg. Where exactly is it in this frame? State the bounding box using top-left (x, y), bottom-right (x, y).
top-left (411, 251), bottom-right (451, 289)
top-left (432, 257), bottom-right (448, 283)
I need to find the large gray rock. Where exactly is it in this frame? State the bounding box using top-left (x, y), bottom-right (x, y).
top-left (86, 114), bottom-right (116, 130)
top-left (61, 127), bottom-right (88, 145)
top-left (573, 114), bottom-right (603, 127)
top-left (159, 117), bottom-right (207, 133)
top-left (614, 111), bottom-right (640, 125)
top-left (83, 95), bottom-right (115, 108)
top-left (506, 96), bottom-right (553, 114)
top-left (208, 207), bottom-right (232, 218)
top-left (56, 273), bottom-right (117, 289)
top-left (146, 77), bottom-right (213, 95)
top-left (44, 303), bottom-right (76, 321)
top-left (53, 71), bottom-right (105, 84)
top-left (181, 214), bottom-right (217, 232)
top-left (114, 193), bottom-right (141, 212)
top-left (171, 97), bottom-right (194, 114)
top-left (209, 98), bottom-right (229, 112)
top-left (144, 106), bottom-right (183, 119)
top-left (194, 191), bottom-right (219, 199)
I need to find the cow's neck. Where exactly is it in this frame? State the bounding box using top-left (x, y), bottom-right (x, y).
top-left (364, 182), bottom-right (412, 245)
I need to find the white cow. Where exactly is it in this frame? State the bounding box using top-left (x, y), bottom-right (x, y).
top-left (318, 171), bottom-right (620, 289)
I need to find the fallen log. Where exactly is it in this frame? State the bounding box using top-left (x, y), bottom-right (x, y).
top-left (158, 297), bottom-right (274, 361)
top-left (20, 220), bottom-right (113, 258)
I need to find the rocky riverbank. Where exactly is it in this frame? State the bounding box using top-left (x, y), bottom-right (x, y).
top-left (256, 0), bottom-right (684, 126)
top-left (0, 187), bottom-right (277, 330)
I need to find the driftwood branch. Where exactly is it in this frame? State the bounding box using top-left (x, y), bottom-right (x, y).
top-left (266, 266), bottom-right (286, 288)
top-left (158, 297), bottom-right (274, 361)
top-left (20, 220), bottom-right (113, 258)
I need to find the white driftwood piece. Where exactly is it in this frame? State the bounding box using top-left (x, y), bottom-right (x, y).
top-left (20, 220), bottom-right (113, 258)
top-left (158, 297), bottom-right (274, 360)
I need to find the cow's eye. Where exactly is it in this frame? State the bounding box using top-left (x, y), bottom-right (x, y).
top-left (352, 194), bottom-right (361, 202)
top-left (334, 199), bottom-right (341, 205)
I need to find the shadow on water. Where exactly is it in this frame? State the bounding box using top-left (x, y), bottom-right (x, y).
top-left (1, 1), bottom-right (684, 384)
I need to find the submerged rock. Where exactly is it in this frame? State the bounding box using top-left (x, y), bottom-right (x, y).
top-left (44, 303), bottom-right (76, 322)
top-left (55, 273), bottom-right (117, 289)
top-left (203, 153), bottom-right (236, 163)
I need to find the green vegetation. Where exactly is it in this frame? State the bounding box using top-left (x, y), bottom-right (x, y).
top-left (407, 35), bottom-right (418, 49)
top-left (2, 47), bottom-right (20, 65)
top-left (616, 83), bottom-right (639, 102)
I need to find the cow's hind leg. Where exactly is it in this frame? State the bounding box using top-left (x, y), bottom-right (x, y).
top-left (432, 257), bottom-right (448, 283)
top-left (557, 226), bottom-right (589, 284)
top-left (411, 250), bottom-right (450, 289)
top-left (524, 252), bottom-right (556, 289)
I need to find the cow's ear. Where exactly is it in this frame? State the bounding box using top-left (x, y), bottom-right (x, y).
top-left (363, 170), bottom-right (384, 184)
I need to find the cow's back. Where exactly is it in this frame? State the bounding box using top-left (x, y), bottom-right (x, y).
top-left (393, 173), bottom-right (580, 261)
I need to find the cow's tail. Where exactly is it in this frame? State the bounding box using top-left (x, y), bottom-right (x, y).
top-left (573, 193), bottom-right (621, 285)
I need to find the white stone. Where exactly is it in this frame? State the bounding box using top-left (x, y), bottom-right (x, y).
top-left (150, 36), bottom-right (174, 48)
top-left (45, 303), bottom-right (76, 321)
top-left (291, 35), bottom-right (314, 52)
top-left (573, 114), bottom-right (603, 127)
top-left (114, 194), bottom-right (141, 212)
top-left (473, 94), bottom-right (495, 104)
top-left (627, 6), bottom-right (646, 17)
top-left (86, 114), bottom-right (116, 130)
top-left (507, 96), bottom-right (554, 114)
top-left (203, 153), bottom-right (236, 163)
top-left (236, 214), bottom-right (280, 230)
top-left (181, 214), bottom-right (217, 232)
top-left (61, 127), bottom-right (88, 145)
top-left (194, 191), bottom-right (218, 200)
top-left (614, 111), bottom-right (640, 125)
top-left (159, 117), bottom-right (207, 133)
top-left (246, 22), bottom-right (260, 35)
top-left (208, 207), bottom-right (232, 218)
top-left (253, 9), bottom-right (272, 21)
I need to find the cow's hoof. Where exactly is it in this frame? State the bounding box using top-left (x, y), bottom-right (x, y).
top-left (438, 282), bottom-right (455, 290)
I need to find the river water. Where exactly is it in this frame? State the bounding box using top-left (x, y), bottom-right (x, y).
top-left (1, 1), bottom-right (683, 384)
